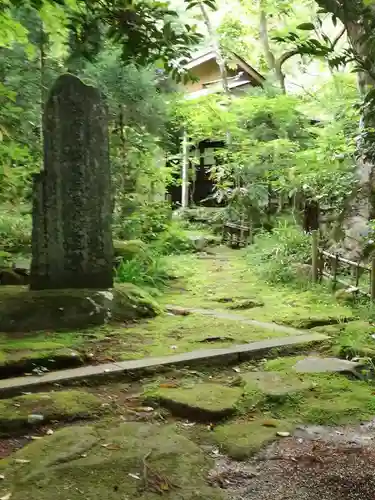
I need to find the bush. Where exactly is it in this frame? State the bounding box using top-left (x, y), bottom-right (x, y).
top-left (151, 223), bottom-right (194, 255)
top-left (0, 207), bottom-right (31, 253)
top-left (247, 220), bottom-right (310, 284)
top-left (114, 201), bottom-right (172, 241)
top-left (115, 248), bottom-right (170, 291)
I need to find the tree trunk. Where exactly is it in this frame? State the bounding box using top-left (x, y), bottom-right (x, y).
top-left (199, 2), bottom-right (231, 97)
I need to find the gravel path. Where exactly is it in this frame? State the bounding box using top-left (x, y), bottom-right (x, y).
top-left (210, 422), bottom-right (375, 500)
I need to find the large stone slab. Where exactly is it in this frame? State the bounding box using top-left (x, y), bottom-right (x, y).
top-left (0, 423), bottom-right (224, 499)
top-left (294, 357), bottom-right (362, 374)
top-left (30, 74), bottom-right (113, 290)
top-left (242, 371), bottom-right (312, 398)
top-left (146, 383), bottom-right (243, 421)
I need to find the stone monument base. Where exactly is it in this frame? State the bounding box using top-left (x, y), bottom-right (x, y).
top-left (0, 284), bottom-right (161, 333)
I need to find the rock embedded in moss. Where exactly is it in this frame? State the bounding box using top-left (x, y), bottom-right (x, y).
top-left (213, 419), bottom-right (293, 460)
top-left (145, 382), bottom-right (243, 422)
top-left (242, 371), bottom-right (312, 401)
top-left (0, 348), bottom-right (85, 378)
top-left (0, 422), bottom-right (225, 499)
top-left (0, 390), bottom-right (102, 434)
top-left (113, 239), bottom-right (147, 262)
top-left (0, 283), bottom-right (161, 332)
top-left (229, 298), bottom-right (264, 310)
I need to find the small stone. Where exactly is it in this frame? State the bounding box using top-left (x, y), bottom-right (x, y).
top-left (27, 414), bottom-right (44, 424)
top-left (232, 367), bottom-right (241, 373)
top-left (14, 459), bottom-right (30, 464)
top-left (46, 429), bottom-right (54, 435)
top-left (276, 431), bottom-right (291, 437)
top-left (0, 474), bottom-right (4, 480)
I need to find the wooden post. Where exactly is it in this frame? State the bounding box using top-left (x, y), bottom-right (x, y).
top-left (311, 230), bottom-right (319, 283)
top-left (354, 263), bottom-right (360, 288)
top-left (181, 129), bottom-right (189, 209)
top-left (371, 256), bottom-right (375, 301)
top-left (331, 254), bottom-right (339, 290)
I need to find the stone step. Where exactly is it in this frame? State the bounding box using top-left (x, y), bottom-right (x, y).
top-left (0, 333), bottom-right (329, 397)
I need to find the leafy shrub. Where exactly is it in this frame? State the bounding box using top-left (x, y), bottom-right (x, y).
top-left (0, 207), bottom-right (31, 253)
top-left (151, 223), bottom-right (194, 255)
top-left (115, 248), bottom-right (170, 291)
top-left (114, 201), bottom-right (172, 241)
top-left (247, 220), bottom-right (310, 284)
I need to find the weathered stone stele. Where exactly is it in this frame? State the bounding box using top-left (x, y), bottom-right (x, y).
top-left (30, 74), bottom-right (113, 290)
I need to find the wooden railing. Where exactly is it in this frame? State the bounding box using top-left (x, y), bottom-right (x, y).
top-left (222, 222), bottom-right (253, 248)
top-left (311, 230), bottom-right (375, 300)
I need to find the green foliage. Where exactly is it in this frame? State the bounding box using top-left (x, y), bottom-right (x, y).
top-left (247, 219), bottom-right (311, 284)
top-left (116, 250), bottom-right (170, 291)
top-left (114, 201), bottom-right (172, 242)
top-left (152, 223), bottom-right (195, 255)
top-left (0, 206), bottom-right (31, 252)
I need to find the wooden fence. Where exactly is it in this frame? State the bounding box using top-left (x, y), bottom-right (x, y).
top-left (311, 230), bottom-right (375, 300)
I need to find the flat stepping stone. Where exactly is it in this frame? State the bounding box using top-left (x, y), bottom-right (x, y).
top-left (146, 382), bottom-right (243, 421)
top-left (242, 371), bottom-right (312, 398)
top-left (294, 357), bottom-right (362, 374)
top-left (213, 419), bottom-right (294, 460)
top-left (0, 390), bottom-right (102, 434)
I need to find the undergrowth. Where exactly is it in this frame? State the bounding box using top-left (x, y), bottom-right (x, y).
top-left (246, 219), bottom-right (310, 284)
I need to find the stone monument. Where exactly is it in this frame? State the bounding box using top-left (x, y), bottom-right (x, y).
top-left (30, 74), bottom-right (113, 290)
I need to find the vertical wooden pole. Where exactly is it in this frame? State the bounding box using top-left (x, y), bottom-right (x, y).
top-left (181, 129), bottom-right (189, 209)
top-left (354, 263), bottom-right (360, 288)
top-left (371, 257), bottom-right (375, 301)
top-left (331, 254), bottom-right (339, 290)
top-left (311, 229), bottom-right (319, 283)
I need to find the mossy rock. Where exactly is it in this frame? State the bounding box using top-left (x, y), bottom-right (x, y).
top-left (0, 422), bottom-right (225, 499)
top-left (113, 239), bottom-right (147, 261)
top-left (242, 371), bottom-right (312, 403)
top-left (0, 348), bottom-right (85, 378)
top-left (0, 390), bottom-right (102, 434)
top-left (0, 283), bottom-right (161, 332)
top-left (113, 283), bottom-right (162, 321)
top-left (145, 382), bottom-right (243, 422)
top-left (213, 419), bottom-right (293, 460)
top-left (277, 314), bottom-right (353, 329)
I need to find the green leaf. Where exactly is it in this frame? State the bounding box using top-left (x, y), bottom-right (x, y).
top-left (296, 23), bottom-right (315, 31)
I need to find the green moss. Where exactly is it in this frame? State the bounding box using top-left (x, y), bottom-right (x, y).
top-left (113, 239), bottom-right (147, 261)
top-left (242, 356), bottom-right (375, 426)
top-left (117, 312), bottom-right (297, 361)
top-left (160, 250), bottom-right (355, 330)
top-left (213, 419), bottom-right (293, 460)
top-left (327, 321), bottom-right (375, 359)
top-left (113, 283), bottom-right (161, 321)
top-left (0, 284), bottom-right (161, 333)
top-left (0, 390), bottom-right (102, 434)
top-left (145, 382), bottom-right (243, 421)
top-left (0, 422), bottom-right (225, 499)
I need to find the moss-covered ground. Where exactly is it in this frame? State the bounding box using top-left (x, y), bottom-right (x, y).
top-left (2, 246), bottom-right (369, 377)
top-left (2, 244), bottom-right (375, 496)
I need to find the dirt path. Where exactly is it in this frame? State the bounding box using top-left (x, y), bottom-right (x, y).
top-left (212, 422), bottom-right (375, 500)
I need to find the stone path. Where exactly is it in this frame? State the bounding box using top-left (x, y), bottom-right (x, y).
top-left (167, 305), bottom-right (303, 335)
top-left (0, 333), bottom-right (328, 396)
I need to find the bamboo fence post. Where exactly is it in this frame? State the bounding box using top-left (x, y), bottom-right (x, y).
top-left (331, 254), bottom-right (339, 290)
top-left (354, 263), bottom-right (360, 288)
top-left (311, 230), bottom-right (319, 283)
top-left (371, 257), bottom-right (375, 301)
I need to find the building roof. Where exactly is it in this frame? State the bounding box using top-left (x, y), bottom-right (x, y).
top-left (185, 49), bottom-right (265, 87)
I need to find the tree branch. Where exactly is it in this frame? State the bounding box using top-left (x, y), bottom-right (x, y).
top-left (332, 26), bottom-right (346, 48)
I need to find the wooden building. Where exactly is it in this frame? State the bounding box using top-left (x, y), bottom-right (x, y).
top-left (169, 49), bottom-right (265, 208)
